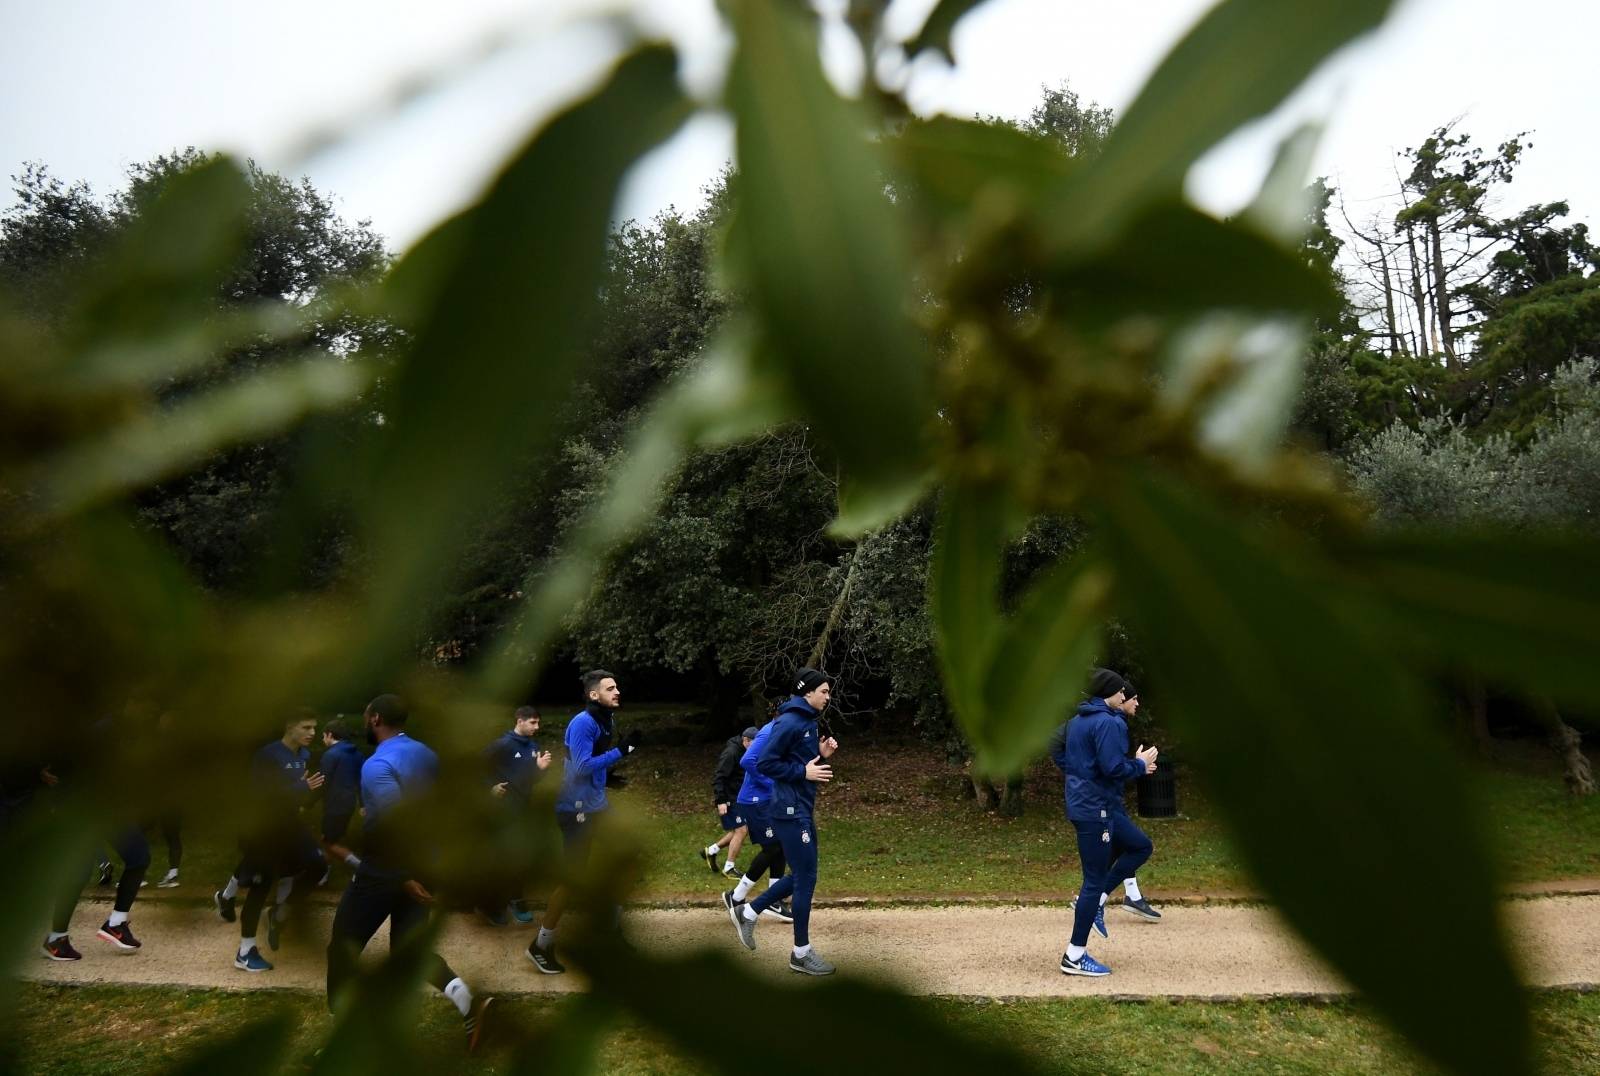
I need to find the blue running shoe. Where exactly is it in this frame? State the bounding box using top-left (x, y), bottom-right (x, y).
top-left (1060, 951), bottom-right (1111, 977)
top-left (235, 946), bottom-right (274, 973)
top-left (509, 901), bottom-right (535, 925)
top-left (1069, 897), bottom-right (1109, 939)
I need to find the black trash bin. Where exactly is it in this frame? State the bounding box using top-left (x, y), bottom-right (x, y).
top-left (1136, 768), bottom-right (1177, 818)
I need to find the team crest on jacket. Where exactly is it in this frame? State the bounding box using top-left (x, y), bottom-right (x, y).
top-left (801, 829), bottom-right (811, 844)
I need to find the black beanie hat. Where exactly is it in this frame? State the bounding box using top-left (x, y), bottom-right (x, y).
top-left (1087, 668), bottom-right (1129, 700)
top-left (794, 667), bottom-right (833, 695)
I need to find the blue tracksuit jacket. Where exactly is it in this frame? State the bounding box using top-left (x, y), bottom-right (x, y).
top-left (736, 721), bottom-right (776, 806)
top-left (483, 730), bottom-right (545, 802)
top-left (556, 704), bottom-right (623, 815)
top-left (1060, 698), bottom-right (1147, 822)
top-left (756, 697), bottom-right (823, 822)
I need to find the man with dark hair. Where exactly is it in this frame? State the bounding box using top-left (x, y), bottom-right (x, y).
top-left (319, 717), bottom-right (365, 877)
top-left (1058, 668), bottom-right (1159, 977)
top-left (699, 726), bottom-right (756, 878)
top-left (326, 694), bottom-right (493, 1052)
top-left (482, 704), bottom-right (552, 924)
top-left (720, 716), bottom-right (793, 923)
top-left (225, 710), bottom-right (326, 972)
top-left (726, 668), bottom-right (838, 975)
top-left (526, 670), bottom-right (638, 975)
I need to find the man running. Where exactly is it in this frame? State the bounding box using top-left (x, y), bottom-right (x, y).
top-left (721, 716), bottom-right (792, 923)
top-left (226, 710), bottom-right (326, 972)
top-left (1059, 668), bottom-right (1158, 977)
top-left (726, 667), bottom-right (837, 976)
top-left (699, 726), bottom-right (756, 878)
top-left (1048, 689), bottom-right (1162, 923)
top-left (483, 704), bottom-right (552, 924)
top-left (526, 670), bottom-right (638, 975)
top-left (326, 694), bottom-right (493, 1052)
top-left (319, 717), bottom-right (364, 880)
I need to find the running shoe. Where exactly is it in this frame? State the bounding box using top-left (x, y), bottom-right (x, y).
top-left (214, 889), bottom-right (236, 922)
top-left (95, 861), bottom-right (114, 887)
top-left (699, 847), bottom-right (721, 873)
top-left (480, 906), bottom-right (510, 928)
top-left (1071, 897), bottom-right (1109, 939)
top-left (728, 901), bottom-right (757, 951)
top-left (1060, 951), bottom-right (1111, 977)
top-left (465, 995), bottom-right (494, 1054)
top-left (722, 860), bottom-right (742, 879)
top-left (1121, 897), bottom-right (1162, 921)
top-left (234, 946), bottom-right (274, 972)
top-left (96, 921), bottom-right (141, 951)
top-left (509, 900), bottom-right (536, 925)
top-left (155, 869), bottom-right (181, 889)
top-left (720, 889), bottom-right (737, 913)
top-left (525, 944), bottom-right (566, 975)
top-left (789, 950), bottom-right (836, 976)
top-left (42, 936), bottom-right (82, 962)
top-left (762, 901), bottom-right (794, 924)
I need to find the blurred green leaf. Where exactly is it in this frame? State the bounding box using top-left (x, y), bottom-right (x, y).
top-left (168, 1013), bottom-right (292, 1076)
top-left (577, 944), bottom-right (1054, 1076)
top-left (1242, 122), bottom-right (1325, 242)
top-left (313, 915), bottom-right (447, 1075)
top-left (929, 481), bottom-right (1009, 733)
top-left (356, 44), bottom-right (692, 672)
top-left (1099, 469), bottom-right (1528, 1076)
top-left (904, 0), bottom-right (993, 62)
top-left (889, 116), bottom-right (1073, 222)
top-left (1340, 530), bottom-right (1600, 709)
top-left (29, 353), bottom-right (372, 519)
top-left (725, 0), bottom-right (934, 514)
top-left (829, 468), bottom-right (933, 539)
top-left (1040, 0), bottom-right (1396, 249)
top-left (974, 553), bottom-right (1109, 775)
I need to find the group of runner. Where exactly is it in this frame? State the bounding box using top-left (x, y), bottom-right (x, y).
top-left (17, 661), bottom-right (1160, 1050)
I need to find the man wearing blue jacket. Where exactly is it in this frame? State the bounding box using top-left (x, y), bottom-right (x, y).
top-left (526, 670), bottom-right (638, 975)
top-left (1059, 669), bottom-right (1159, 977)
top-left (326, 694), bottom-right (493, 1052)
top-left (726, 667), bottom-right (838, 976)
top-left (319, 717), bottom-right (364, 872)
top-left (482, 704), bottom-right (551, 924)
top-left (720, 718), bottom-right (792, 922)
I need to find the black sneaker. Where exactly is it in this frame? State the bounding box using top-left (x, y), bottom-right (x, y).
top-left (762, 901), bottom-right (794, 924)
top-left (96, 921), bottom-right (141, 951)
top-left (1121, 897), bottom-right (1162, 921)
top-left (525, 944), bottom-right (565, 975)
top-left (465, 995), bottom-right (494, 1054)
top-left (96, 861), bottom-right (114, 887)
top-left (42, 936), bottom-right (82, 961)
top-left (720, 889), bottom-right (737, 913)
top-left (699, 846), bottom-right (721, 873)
top-left (214, 889), bottom-right (236, 922)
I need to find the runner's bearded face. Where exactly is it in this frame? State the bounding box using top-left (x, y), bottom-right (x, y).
top-left (590, 678), bottom-right (620, 709)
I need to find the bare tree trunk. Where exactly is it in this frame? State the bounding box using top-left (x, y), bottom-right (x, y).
top-left (1405, 224), bottom-right (1433, 354)
top-left (1428, 216), bottom-right (1457, 367)
top-left (1379, 245), bottom-right (1404, 356)
top-left (807, 542), bottom-right (865, 669)
top-left (1531, 696), bottom-right (1597, 797)
top-left (998, 775), bottom-right (1024, 818)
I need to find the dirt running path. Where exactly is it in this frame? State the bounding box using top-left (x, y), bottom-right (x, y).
top-left (23, 896), bottom-right (1600, 999)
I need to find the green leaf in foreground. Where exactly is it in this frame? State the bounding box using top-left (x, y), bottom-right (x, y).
top-left (725, 0), bottom-right (934, 512)
top-left (1099, 469), bottom-right (1527, 1076)
top-left (929, 480), bottom-right (1010, 732)
top-left (1339, 529), bottom-right (1600, 709)
top-left (904, 0), bottom-right (995, 63)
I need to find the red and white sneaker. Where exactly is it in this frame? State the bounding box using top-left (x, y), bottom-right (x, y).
top-left (96, 920), bottom-right (141, 951)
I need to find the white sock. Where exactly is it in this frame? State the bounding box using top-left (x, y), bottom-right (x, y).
top-left (741, 903), bottom-right (758, 923)
top-left (162, 868), bottom-right (179, 881)
top-left (275, 877), bottom-right (294, 904)
top-left (221, 876), bottom-right (240, 900)
top-left (536, 926), bottom-right (556, 949)
top-left (1067, 944), bottom-right (1086, 962)
top-left (47, 931), bottom-right (68, 943)
top-left (767, 875), bottom-right (780, 888)
top-left (108, 910), bottom-right (129, 927)
top-left (705, 843), bottom-right (720, 857)
top-left (344, 852), bottom-right (362, 869)
top-left (1124, 877), bottom-right (1143, 901)
top-left (443, 977), bottom-right (473, 1018)
top-left (1099, 892), bottom-right (1109, 907)
top-left (732, 877), bottom-right (755, 901)
top-left (793, 943), bottom-right (811, 958)
top-left (239, 938), bottom-right (256, 958)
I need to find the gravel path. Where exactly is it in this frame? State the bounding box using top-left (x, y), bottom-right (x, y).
top-left (24, 895), bottom-right (1600, 999)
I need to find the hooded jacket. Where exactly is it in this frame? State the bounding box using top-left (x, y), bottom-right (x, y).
top-left (556, 702), bottom-right (623, 815)
top-left (712, 734), bottom-right (746, 806)
top-left (756, 697), bottom-right (823, 822)
top-left (484, 729), bottom-right (545, 802)
top-left (736, 721), bottom-right (775, 806)
top-left (1061, 697), bottom-right (1147, 822)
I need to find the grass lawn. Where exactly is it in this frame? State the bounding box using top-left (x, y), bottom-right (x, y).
top-left (10, 982), bottom-right (1597, 1075)
top-left (147, 709), bottom-right (1599, 905)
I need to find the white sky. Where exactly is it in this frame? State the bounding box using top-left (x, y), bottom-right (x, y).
top-left (2, 0), bottom-right (1596, 252)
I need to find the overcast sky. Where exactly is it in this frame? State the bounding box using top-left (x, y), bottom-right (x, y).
top-left (3, 0), bottom-right (1596, 252)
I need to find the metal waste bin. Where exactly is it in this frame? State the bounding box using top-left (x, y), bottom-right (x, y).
top-left (1136, 768), bottom-right (1177, 818)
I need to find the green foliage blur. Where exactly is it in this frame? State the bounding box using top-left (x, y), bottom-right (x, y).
top-left (4, 1), bottom-right (1598, 1074)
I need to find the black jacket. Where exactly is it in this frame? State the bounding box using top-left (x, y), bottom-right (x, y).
top-left (712, 735), bottom-right (745, 806)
